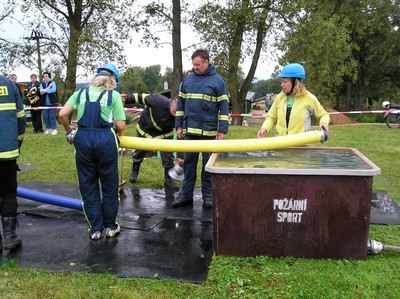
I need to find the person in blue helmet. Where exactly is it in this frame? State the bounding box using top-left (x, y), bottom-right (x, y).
top-left (257, 63), bottom-right (329, 138)
top-left (59, 63), bottom-right (126, 240)
top-left (0, 74), bottom-right (26, 250)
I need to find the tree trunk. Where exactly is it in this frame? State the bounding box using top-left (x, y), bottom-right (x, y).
top-left (64, 1), bottom-right (84, 103)
top-left (228, 1), bottom-right (271, 123)
top-left (344, 79), bottom-right (352, 111)
top-left (64, 33), bottom-right (79, 104)
top-left (230, 92), bottom-right (244, 125)
top-left (172, 0), bottom-right (183, 100)
top-left (226, 0), bottom-right (249, 126)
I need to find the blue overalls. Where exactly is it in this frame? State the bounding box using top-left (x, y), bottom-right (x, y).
top-left (74, 88), bottom-right (119, 234)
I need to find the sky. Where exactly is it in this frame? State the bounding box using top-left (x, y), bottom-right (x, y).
top-left (2, 3), bottom-right (277, 82)
top-left (123, 28), bottom-right (277, 82)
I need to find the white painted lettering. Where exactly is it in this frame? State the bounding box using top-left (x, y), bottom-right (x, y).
top-left (277, 212), bottom-right (283, 222)
top-left (276, 212), bottom-right (303, 223)
top-left (273, 199), bottom-right (279, 210)
top-left (272, 198), bottom-right (308, 211)
top-left (273, 198), bottom-right (307, 223)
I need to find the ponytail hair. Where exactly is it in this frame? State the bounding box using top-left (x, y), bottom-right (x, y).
top-left (90, 72), bottom-right (117, 91)
top-left (292, 79), bottom-right (307, 97)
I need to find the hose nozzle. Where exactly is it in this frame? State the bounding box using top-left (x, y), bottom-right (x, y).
top-left (319, 128), bottom-right (328, 143)
top-left (367, 239), bottom-right (383, 254)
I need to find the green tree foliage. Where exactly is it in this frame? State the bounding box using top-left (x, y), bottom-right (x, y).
top-left (119, 66), bottom-right (149, 94)
top-left (119, 65), bottom-right (167, 94)
top-left (3, 0), bottom-right (137, 102)
top-left (347, 0), bottom-right (400, 108)
top-left (0, 2), bottom-right (38, 73)
top-left (191, 0), bottom-right (297, 124)
top-left (135, 0), bottom-right (188, 100)
top-left (142, 64), bottom-right (163, 92)
top-left (252, 78), bottom-right (281, 99)
top-left (279, 13), bottom-right (357, 108)
top-left (279, 0), bottom-right (400, 110)
top-left (251, 80), bottom-right (269, 99)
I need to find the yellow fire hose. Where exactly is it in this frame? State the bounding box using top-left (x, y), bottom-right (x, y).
top-left (119, 129), bottom-right (328, 153)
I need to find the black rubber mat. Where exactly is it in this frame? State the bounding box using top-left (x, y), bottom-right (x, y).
top-left (1, 182), bottom-right (213, 283)
top-left (1, 215), bottom-right (213, 282)
top-left (370, 191), bottom-right (400, 225)
top-left (21, 203), bottom-right (167, 231)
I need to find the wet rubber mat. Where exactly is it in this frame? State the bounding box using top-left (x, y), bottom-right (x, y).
top-left (18, 182), bottom-right (211, 222)
top-left (19, 203), bottom-right (84, 221)
top-left (1, 182), bottom-right (213, 283)
top-left (17, 182), bottom-right (212, 230)
top-left (370, 191), bottom-right (400, 225)
top-left (0, 215), bottom-right (213, 282)
top-left (21, 204), bottom-right (167, 231)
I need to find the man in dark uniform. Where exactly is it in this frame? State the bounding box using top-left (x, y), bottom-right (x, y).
top-left (121, 93), bottom-right (178, 191)
top-left (173, 49), bottom-right (229, 209)
top-left (0, 75), bottom-right (26, 250)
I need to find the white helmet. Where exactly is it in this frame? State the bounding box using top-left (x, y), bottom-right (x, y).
top-left (382, 101), bottom-right (390, 109)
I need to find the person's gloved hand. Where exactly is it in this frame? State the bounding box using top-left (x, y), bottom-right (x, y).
top-left (66, 128), bottom-right (76, 145)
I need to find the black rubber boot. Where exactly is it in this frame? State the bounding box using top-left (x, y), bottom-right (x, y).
top-left (2, 217), bottom-right (22, 250)
top-left (171, 193), bottom-right (193, 208)
top-left (202, 196), bottom-right (213, 209)
top-left (129, 162), bottom-right (140, 183)
top-left (164, 168), bottom-right (179, 192)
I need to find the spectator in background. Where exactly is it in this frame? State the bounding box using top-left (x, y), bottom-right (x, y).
top-left (24, 74), bottom-right (44, 133)
top-left (9, 74), bottom-right (24, 100)
top-left (40, 71), bottom-right (58, 135)
top-left (173, 49), bottom-right (230, 209)
top-left (9, 74), bottom-right (17, 83)
top-left (0, 75), bottom-right (26, 250)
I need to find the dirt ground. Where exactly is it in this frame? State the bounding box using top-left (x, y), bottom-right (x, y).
top-left (326, 108), bottom-right (357, 125)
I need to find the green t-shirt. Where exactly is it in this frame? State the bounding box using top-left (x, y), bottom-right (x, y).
top-left (287, 95), bottom-right (295, 108)
top-left (66, 86), bottom-right (126, 122)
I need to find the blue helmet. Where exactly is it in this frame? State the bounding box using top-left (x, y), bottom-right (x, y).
top-left (97, 63), bottom-right (120, 90)
top-left (278, 63), bottom-right (306, 79)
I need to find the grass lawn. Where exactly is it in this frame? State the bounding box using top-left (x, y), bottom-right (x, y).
top-left (0, 122), bottom-right (399, 298)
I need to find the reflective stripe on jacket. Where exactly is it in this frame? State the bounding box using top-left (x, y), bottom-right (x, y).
top-left (175, 64), bottom-right (229, 137)
top-left (0, 76), bottom-right (26, 160)
top-left (127, 93), bottom-right (176, 138)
